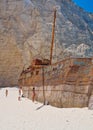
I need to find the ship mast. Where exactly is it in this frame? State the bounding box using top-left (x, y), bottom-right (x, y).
top-left (50, 8), bottom-right (56, 65)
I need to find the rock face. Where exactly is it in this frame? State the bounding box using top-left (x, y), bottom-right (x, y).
top-left (0, 0), bottom-right (93, 86)
top-left (0, 34), bottom-right (23, 86)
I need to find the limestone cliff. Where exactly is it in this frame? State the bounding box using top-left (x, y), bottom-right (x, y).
top-left (0, 33), bottom-right (23, 86)
top-left (0, 0), bottom-right (93, 86)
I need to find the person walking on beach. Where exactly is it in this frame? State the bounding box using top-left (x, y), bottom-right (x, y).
top-left (19, 89), bottom-right (21, 96)
top-left (32, 87), bottom-right (35, 102)
top-left (5, 89), bottom-right (8, 97)
top-left (18, 88), bottom-right (22, 101)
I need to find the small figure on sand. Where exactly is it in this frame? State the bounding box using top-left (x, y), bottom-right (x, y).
top-left (32, 87), bottom-right (35, 102)
top-left (19, 89), bottom-right (21, 96)
top-left (5, 89), bottom-right (8, 97)
top-left (18, 88), bottom-right (22, 101)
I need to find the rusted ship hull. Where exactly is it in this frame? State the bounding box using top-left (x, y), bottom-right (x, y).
top-left (18, 58), bottom-right (93, 108)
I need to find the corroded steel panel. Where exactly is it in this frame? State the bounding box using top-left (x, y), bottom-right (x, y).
top-left (18, 57), bottom-right (93, 108)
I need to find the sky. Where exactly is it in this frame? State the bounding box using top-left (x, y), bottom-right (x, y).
top-left (72, 0), bottom-right (93, 13)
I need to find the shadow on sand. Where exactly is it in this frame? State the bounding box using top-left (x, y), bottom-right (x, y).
top-left (36, 105), bottom-right (44, 110)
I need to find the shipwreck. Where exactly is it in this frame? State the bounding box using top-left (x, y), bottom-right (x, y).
top-left (18, 9), bottom-right (93, 108)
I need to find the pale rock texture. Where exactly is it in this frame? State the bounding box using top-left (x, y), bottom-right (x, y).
top-left (0, 0), bottom-right (93, 86)
top-left (0, 33), bottom-right (23, 86)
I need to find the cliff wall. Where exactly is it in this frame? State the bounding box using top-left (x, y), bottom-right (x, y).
top-left (0, 0), bottom-right (93, 86)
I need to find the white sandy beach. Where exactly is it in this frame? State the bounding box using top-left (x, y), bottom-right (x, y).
top-left (0, 87), bottom-right (93, 130)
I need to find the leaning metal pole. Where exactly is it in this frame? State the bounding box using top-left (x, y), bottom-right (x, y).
top-left (42, 66), bottom-right (46, 105)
